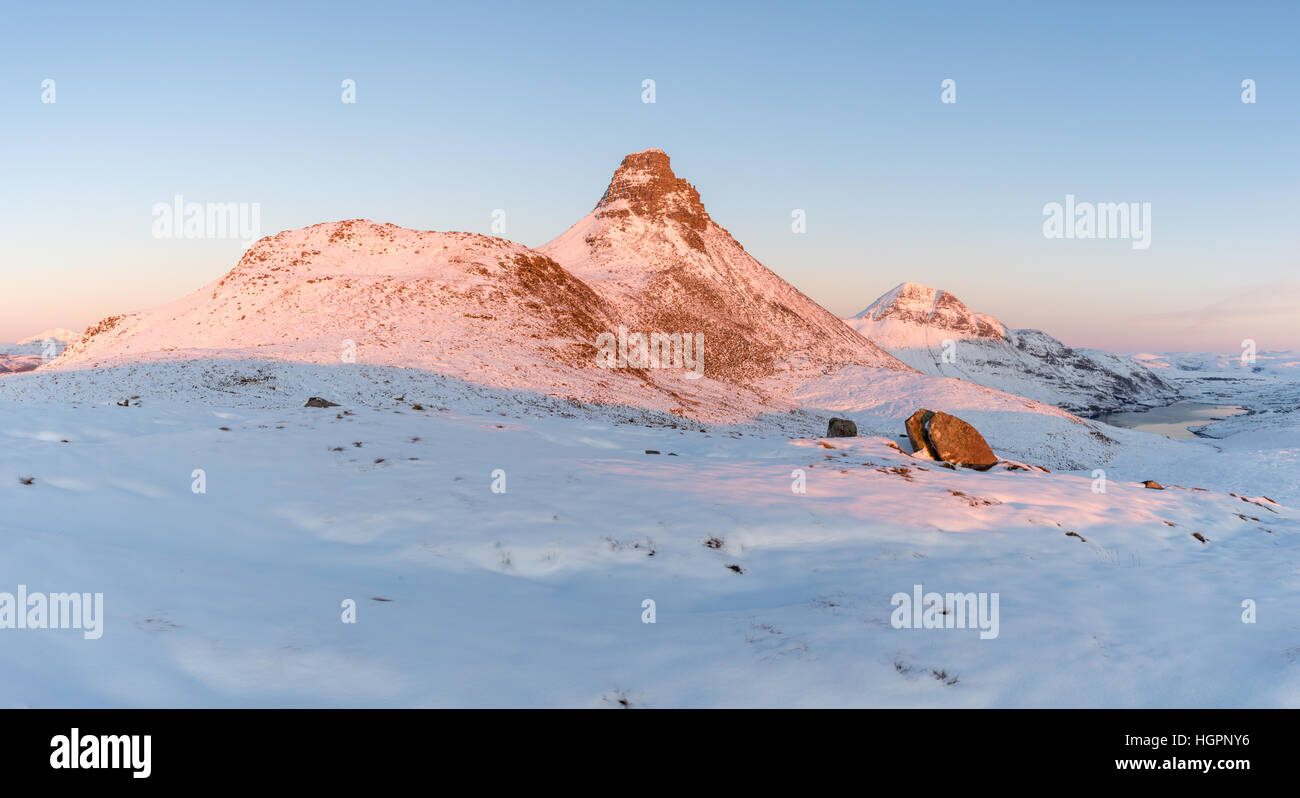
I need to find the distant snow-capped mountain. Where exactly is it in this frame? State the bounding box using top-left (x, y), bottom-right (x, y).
top-left (845, 282), bottom-right (1179, 415)
top-left (1131, 349), bottom-right (1300, 415)
top-left (0, 328), bottom-right (81, 373)
top-left (17, 328), bottom-right (81, 346)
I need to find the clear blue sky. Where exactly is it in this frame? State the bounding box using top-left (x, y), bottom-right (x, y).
top-left (2, 0), bottom-right (1296, 351)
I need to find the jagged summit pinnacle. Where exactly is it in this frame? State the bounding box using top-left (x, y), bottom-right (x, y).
top-left (608, 148), bottom-right (673, 178)
top-left (596, 149), bottom-right (710, 231)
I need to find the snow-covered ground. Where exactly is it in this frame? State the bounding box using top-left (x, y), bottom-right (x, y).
top-left (3, 359), bottom-right (1297, 708)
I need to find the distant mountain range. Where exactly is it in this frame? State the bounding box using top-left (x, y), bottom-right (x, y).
top-left (845, 282), bottom-right (1179, 415)
top-left (16, 328), bottom-right (80, 346)
top-left (1131, 349), bottom-right (1300, 417)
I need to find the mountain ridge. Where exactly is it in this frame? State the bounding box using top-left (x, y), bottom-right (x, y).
top-left (846, 282), bottom-right (1179, 415)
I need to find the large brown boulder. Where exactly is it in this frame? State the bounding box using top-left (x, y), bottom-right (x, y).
top-left (903, 408), bottom-right (997, 471)
top-left (926, 412), bottom-right (998, 470)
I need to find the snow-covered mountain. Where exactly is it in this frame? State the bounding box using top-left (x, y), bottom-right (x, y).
top-left (16, 328), bottom-right (80, 346)
top-left (49, 150), bottom-right (908, 423)
top-left (846, 282), bottom-right (1179, 415)
top-left (53, 224), bottom-right (654, 400)
top-left (540, 149), bottom-right (902, 383)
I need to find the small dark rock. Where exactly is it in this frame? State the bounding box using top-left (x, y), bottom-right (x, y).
top-left (826, 418), bottom-right (857, 438)
top-left (304, 397), bottom-right (340, 408)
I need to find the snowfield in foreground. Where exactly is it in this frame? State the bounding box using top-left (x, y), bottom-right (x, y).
top-left (2, 361), bottom-right (1298, 707)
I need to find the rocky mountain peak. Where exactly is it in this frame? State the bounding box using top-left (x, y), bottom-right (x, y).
top-left (596, 149), bottom-right (710, 234)
top-left (856, 282), bottom-right (1005, 340)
